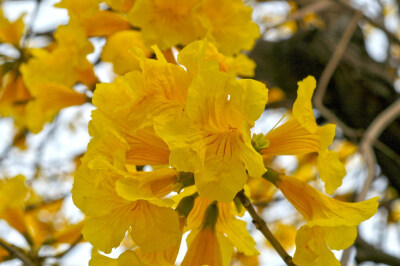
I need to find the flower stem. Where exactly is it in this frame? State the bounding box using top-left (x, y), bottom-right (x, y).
top-left (236, 190), bottom-right (296, 266)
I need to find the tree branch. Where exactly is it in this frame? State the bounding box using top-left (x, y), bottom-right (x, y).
top-left (313, 9), bottom-right (364, 140)
top-left (263, 1), bottom-right (333, 33)
top-left (236, 190), bottom-right (296, 266)
top-left (358, 97), bottom-right (400, 202)
top-left (334, 0), bottom-right (400, 46)
top-left (355, 236), bottom-right (400, 265)
top-left (0, 239), bottom-right (34, 266)
top-left (342, 98), bottom-right (400, 265)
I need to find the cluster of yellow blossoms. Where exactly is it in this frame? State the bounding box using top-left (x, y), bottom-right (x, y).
top-left (0, 0), bottom-right (380, 265)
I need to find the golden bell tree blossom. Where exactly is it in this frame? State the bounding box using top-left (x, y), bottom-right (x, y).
top-left (155, 61), bottom-right (268, 201)
top-left (274, 175), bottom-right (379, 265)
top-left (20, 24), bottom-right (95, 133)
top-left (174, 186), bottom-right (259, 256)
top-left (199, 0), bottom-right (260, 55)
top-left (55, 0), bottom-right (131, 37)
top-left (105, 0), bottom-right (135, 13)
top-left (177, 40), bottom-right (256, 77)
top-left (0, 73), bottom-right (32, 128)
top-left (90, 249), bottom-right (147, 266)
top-left (128, 0), bottom-right (259, 54)
top-left (93, 47), bottom-right (191, 136)
top-left (181, 200), bottom-right (234, 266)
top-left (73, 157), bottom-right (181, 254)
top-left (89, 110), bottom-right (170, 167)
top-left (128, 0), bottom-right (204, 50)
top-left (0, 10), bottom-right (25, 46)
top-left (261, 76), bottom-right (346, 194)
top-left (0, 175), bottom-right (28, 235)
top-left (182, 228), bottom-right (233, 266)
top-left (101, 30), bottom-right (152, 75)
top-left (73, 119), bottom-right (181, 253)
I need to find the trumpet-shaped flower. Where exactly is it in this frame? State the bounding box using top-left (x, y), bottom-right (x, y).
top-left (101, 30), bottom-right (152, 75)
top-left (73, 156), bottom-right (181, 253)
top-left (94, 48), bottom-right (191, 135)
top-left (0, 11), bottom-right (25, 46)
top-left (178, 40), bottom-right (256, 77)
top-left (20, 24), bottom-right (95, 132)
top-left (175, 187), bottom-right (259, 256)
top-left (0, 175), bottom-right (28, 235)
top-left (89, 110), bottom-right (170, 167)
top-left (56, 0), bottom-right (131, 37)
top-left (128, 0), bottom-right (259, 54)
top-left (155, 62), bottom-right (267, 201)
top-left (25, 83), bottom-right (87, 133)
top-left (0, 74), bottom-right (32, 127)
top-left (128, 0), bottom-right (204, 50)
top-left (261, 76), bottom-right (346, 194)
top-left (90, 250), bottom-right (147, 266)
top-left (199, 0), bottom-right (260, 55)
top-left (182, 228), bottom-right (233, 266)
top-left (105, 0), bottom-right (135, 13)
top-left (275, 175), bottom-right (378, 265)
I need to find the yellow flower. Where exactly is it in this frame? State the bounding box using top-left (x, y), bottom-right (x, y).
top-left (128, 0), bottom-right (204, 50)
top-left (178, 40), bottom-right (256, 77)
top-left (278, 175), bottom-right (378, 226)
top-left (155, 62), bottom-right (268, 201)
top-left (0, 11), bottom-right (25, 46)
top-left (125, 126), bottom-right (171, 166)
top-left (105, 0), bottom-right (135, 13)
top-left (0, 175), bottom-right (27, 213)
top-left (233, 252), bottom-right (259, 266)
top-left (82, 11), bottom-right (131, 37)
top-left (261, 76), bottom-right (346, 194)
top-left (55, 0), bottom-right (99, 21)
top-left (268, 222), bottom-right (297, 250)
top-left (73, 154), bottom-right (181, 253)
top-left (94, 47), bottom-right (191, 134)
top-left (275, 175), bottom-right (378, 265)
top-left (56, 0), bottom-right (131, 37)
top-left (101, 30), bottom-right (152, 75)
top-left (294, 225), bottom-right (352, 266)
top-left (199, 0), bottom-right (259, 55)
top-left (128, 0), bottom-right (259, 54)
top-left (0, 73), bottom-right (32, 127)
top-left (176, 187), bottom-right (259, 256)
top-left (20, 24), bottom-right (95, 132)
top-left (247, 176), bottom-right (277, 210)
top-left (135, 242), bottom-right (181, 265)
top-left (0, 175), bottom-right (28, 235)
top-left (134, 218), bottom-right (184, 265)
top-left (90, 249), bottom-right (147, 266)
top-left (89, 110), bottom-right (170, 167)
top-left (182, 228), bottom-right (233, 266)
top-left (25, 83), bottom-right (87, 133)
top-left (21, 24), bottom-right (95, 89)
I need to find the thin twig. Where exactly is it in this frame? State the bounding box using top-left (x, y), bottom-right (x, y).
top-left (357, 97), bottom-right (400, 201)
top-left (50, 235), bottom-right (83, 258)
top-left (236, 190), bottom-right (296, 266)
top-left (342, 97), bottom-right (400, 265)
top-left (313, 9), bottom-right (364, 139)
top-left (263, 1), bottom-right (333, 33)
top-left (0, 239), bottom-right (34, 266)
top-left (334, 0), bottom-right (400, 46)
top-left (21, 0), bottom-right (42, 47)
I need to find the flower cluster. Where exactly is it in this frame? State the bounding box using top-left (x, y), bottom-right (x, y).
top-left (74, 39), bottom-right (267, 264)
top-left (75, 41), bottom-right (378, 265)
